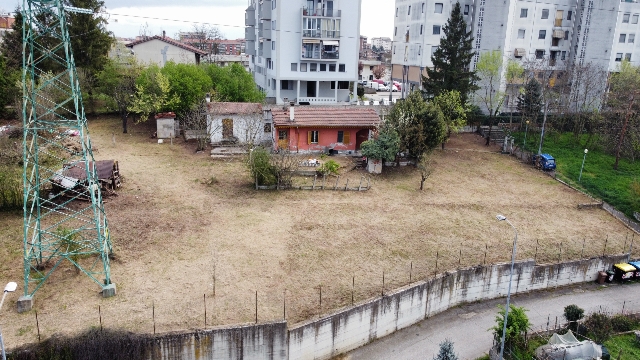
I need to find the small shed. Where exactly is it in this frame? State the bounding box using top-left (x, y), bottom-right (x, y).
top-left (156, 112), bottom-right (178, 139)
top-left (206, 102), bottom-right (268, 146)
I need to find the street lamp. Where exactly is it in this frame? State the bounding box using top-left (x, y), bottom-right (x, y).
top-left (523, 120), bottom-right (529, 150)
top-left (496, 215), bottom-right (518, 360)
top-left (0, 282), bottom-right (17, 360)
top-left (579, 149), bottom-right (588, 183)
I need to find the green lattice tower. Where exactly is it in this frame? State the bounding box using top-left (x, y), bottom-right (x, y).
top-left (21, 0), bottom-right (114, 306)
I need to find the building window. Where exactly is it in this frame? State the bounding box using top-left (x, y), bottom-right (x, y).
top-left (625, 53), bottom-right (632, 61)
top-left (320, 63), bottom-right (327, 71)
top-left (338, 81), bottom-right (349, 89)
top-left (264, 123), bottom-right (272, 133)
top-left (564, 31), bottom-right (569, 40)
top-left (624, 13), bottom-right (631, 23)
top-left (329, 64), bottom-right (336, 72)
top-left (291, 63), bottom-right (297, 71)
top-left (310, 63), bottom-right (317, 71)
top-left (281, 80), bottom-right (293, 90)
top-left (308, 130), bottom-right (319, 144)
top-left (301, 63), bottom-right (308, 72)
top-left (337, 131), bottom-right (350, 143)
top-left (567, 10), bottom-right (572, 20)
top-left (520, 9), bottom-right (528, 18)
top-left (615, 53), bottom-right (623, 62)
top-left (408, 6), bottom-right (411, 15)
top-left (433, 25), bottom-right (441, 35)
top-left (420, 25), bottom-right (423, 35)
top-left (395, 8), bottom-right (398, 17)
top-left (464, 5), bottom-right (469, 15)
top-left (561, 51), bottom-right (566, 60)
top-left (541, 9), bottom-right (549, 19)
top-left (339, 64), bottom-right (346, 72)
top-left (272, 79), bottom-right (276, 90)
top-left (633, 14), bottom-right (639, 24)
top-left (620, 34), bottom-right (627, 43)
top-left (435, 3), bottom-right (443, 13)
top-left (418, 45), bottom-right (421, 55)
top-left (393, 46), bottom-right (396, 54)
top-left (431, 46), bottom-right (438, 55)
top-left (539, 30), bottom-right (546, 39)
top-left (394, 27), bottom-right (397, 36)
top-left (278, 130), bottom-right (287, 141)
top-left (536, 50), bottom-right (545, 59)
top-left (518, 29), bottom-right (525, 39)
top-left (630, 34), bottom-right (635, 43)
top-left (422, 3), bottom-right (425, 13)
top-left (272, 41), bottom-right (275, 50)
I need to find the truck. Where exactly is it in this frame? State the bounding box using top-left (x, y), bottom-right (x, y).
top-left (532, 153), bottom-right (556, 171)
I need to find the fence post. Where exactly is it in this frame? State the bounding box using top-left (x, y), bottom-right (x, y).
top-left (344, 179), bottom-right (349, 191)
top-left (559, 242), bottom-right (562, 263)
top-left (581, 238), bottom-right (585, 259)
top-left (322, 174), bottom-right (326, 190)
top-left (535, 239), bottom-right (539, 263)
top-left (458, 248), bottom-right (462, 266)
top-left (603, 235), bottom-right (608, 257)
top-left (358, 176), bottom-right (363, 191)
top-left (484, 244), bottom-right (487, 265)
top-left (334, 176), bottom-right (340, 190)
top-left (255, 291), bottom-right (258, 324)
top-left (435, 251), bottom-right (439, 277)
top-left (352, 276), bottom-right (355, 305)
top-left (312, 175), bottom-right (317, 190)
top-left (367, 177), bottom-right (371, 189)
top-left (153, 301), bottom-right (156, 335)
top-left (382, 271), bottom-right (385, 296)
top-left (204, 294), bottom-right (207, 328)
top-left (410, 261), bottom-right (413, 283)
top-left (319, 285), bottom-right (322, 313)
top-left (99, 305), bottom-right (102, 332)
top-left (35, 310), bottom-right (41, 342)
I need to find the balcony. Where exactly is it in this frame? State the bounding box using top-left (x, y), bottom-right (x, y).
top-left (245, 28), bottom-right (256, 41)
top-left (554, 18), bottom-right (562, 27)
top-left (259, 1), bottom-right (272, 20)
top-left (245, 7), bottom-right (255, 26)
top-left (245, 41), bottom-right (256, 56)
top-left (259, 41), bottom-right (272, 58)
top-left (301, 7), bottom-right (341, 17)
top-left (262, 27), bottom-right (272, 39)
top-left (297, 97), bottom-right (338, 104)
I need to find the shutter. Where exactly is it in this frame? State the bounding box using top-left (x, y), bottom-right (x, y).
top-left (308, 131), bottom-right (312, 144)
top-left (343, 131), bottom-right (350, 144)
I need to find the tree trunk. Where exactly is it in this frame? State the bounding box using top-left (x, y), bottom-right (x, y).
top-left (614, 94), bottom-right (635, 170)
top-left (420, 176), bottom-right (425, 190)
top-left (121, 113), bottom-right (128, 134)
top-left (485, 115), bottom-right (492, 146)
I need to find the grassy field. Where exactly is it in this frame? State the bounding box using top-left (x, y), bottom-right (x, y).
top-left (0, 117), bottom-right (634, 350)
top-left (515, 131), bottom-right (640, 219)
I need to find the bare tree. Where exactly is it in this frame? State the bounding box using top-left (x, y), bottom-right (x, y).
top-left (190, 24), bottom-right (224, 63)
top-left (238, 114), bottom-right (264, 147)
top-left (564, 61), bottom-right (608, 146)
top-left (270, 150), bottom-right (300, 189)
top-left (182, 99), bottom-right (221, 152)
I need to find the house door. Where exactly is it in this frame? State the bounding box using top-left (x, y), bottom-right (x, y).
top-left (356, 129), bottom-right (369, 150)
top-left (307, 81), bottom-right (316, 97)
top-left (222, 118), bottom-right (234, 139)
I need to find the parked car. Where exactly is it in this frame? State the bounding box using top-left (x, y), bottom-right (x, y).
top-left (377, 84), bottom-right (389, 91)
top-left (391, 85), bottom-right (399, 92)
top-left (532, 153), bottom-right (556, 171)
top-left (372, 79), bottom-right (385, 85)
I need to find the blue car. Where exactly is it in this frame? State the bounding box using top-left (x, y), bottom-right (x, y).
top-left (532, 153), bottom-right (556, 171)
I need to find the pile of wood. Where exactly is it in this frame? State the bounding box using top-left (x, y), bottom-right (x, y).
top-left (51, 160), bottom-right (121, 200)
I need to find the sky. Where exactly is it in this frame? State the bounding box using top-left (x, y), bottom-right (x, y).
top-left (3, 0), bottom-right (395, 41)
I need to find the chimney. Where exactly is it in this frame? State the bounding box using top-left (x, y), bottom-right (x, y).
top-left (289, 106), bottom-right (295, 122)
top-left (162, 30), bottom-right (166, 39)
top-left (283, 98), bottom-right (289, 111)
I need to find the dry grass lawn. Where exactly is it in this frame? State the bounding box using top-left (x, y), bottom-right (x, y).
top-left (0, 117), bottom-right (633, 349)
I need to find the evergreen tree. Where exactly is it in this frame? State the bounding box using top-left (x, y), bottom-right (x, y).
top-left (0, 9), bottom-right (23, 72)
top-left (66, 0), bottom-right (114, 73)
top-left (516, 78), bottom-right (542, 122)
top-left (422, 2), bottom-right (478, 104)
top-left (433, 339), bottom-right (459, 360)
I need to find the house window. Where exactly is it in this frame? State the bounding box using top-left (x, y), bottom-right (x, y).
top-left (561, 51), bottom-right (566, 60)
top-left (633, 14), bottom-right (639, 24)
top-left (518, 29), bottom-right (525, 39)
top-left (339, 64), bottom-right (346, 72)
top-left (278, 130), bottom-right (287, 140)
top-left (435, 3), bottom-right (443, 13)
top-left (420, 25), bottom-right (423, 35)
top-left (539, 30), bottom-right (546, 39)
top-left (433, 25), bottom-right (441, 35)
top-left (418, 45), bottom-right (422, 55)
top-left (310, 63), bottom-right (317, 71)
top-left (329, 64), bottom-right (336, 72)
top-left (308, 130), bottom-right (319, 144)
top-left (301, 63), bottom-right (308, 72)
top-left (264, 123), bottom-right (272, 133)
top-left (620, 34), bottom-right (627, 43)
top-left (291, 63), bottom-right (297, 71)
top-left (408, 5), bottom-right (411, 15)
top-left (338, 81), bottom-right (349, 89)
top-left (520, 9), bottom-right (528, 18)
top-left (536, 50), bottom-right (545, 59)
top-left (395, 7), bottom-right (398, 17)
top-left (626, 53), bottom-right (632, 61)
top-left (615, 53), bottom-right (623, 62)
top-left (630, 34), bottom-right (635, 43)
top-left (564, 31), bottom-right (569, 40)
top-left (541, 9), bottom-right (549, 19)
top-left (422, 3), bottom-right (425, 13)
top-left (464, 5), bottom-right (469, 15)
top-left (320, 63), bottom-right (327, 71)
top-left (394, 27), bottom-right (397, 36)
top-left (623, 13), bottom-right (630, 23)
top-left (567, 10), bottom-right (572, 20)
top-left (337, 131), bottom-right (350, 143)
top-left (281, 80), bottom-right (293, 90)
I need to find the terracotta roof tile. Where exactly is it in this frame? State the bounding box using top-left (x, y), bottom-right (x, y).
top-left (126, 36), bottom-right (207, 55)
top-left (206, 102), bottom-right (262, 115)
top-left (272, 107), bottom-right (380, 128)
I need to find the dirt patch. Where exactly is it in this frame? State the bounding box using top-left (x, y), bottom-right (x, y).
top-left (0, 120), bottom-right (633, 349)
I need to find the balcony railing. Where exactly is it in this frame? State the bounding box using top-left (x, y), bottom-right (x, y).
top-left (302, 30), bottom-right (340, 39)
top-left (301, 7), bottom-right (341, 17)
top-left (301, 50), bottom-right (339, 60)
top-left (245, 28), bottom-right (256, 41)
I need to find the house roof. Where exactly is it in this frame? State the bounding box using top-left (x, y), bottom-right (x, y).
top-left (125, 36), bottom-right (207, 55)
top-left (272, 107), bottom-right (381, 128)
top-left (206, 102), bottom-right (262, 115)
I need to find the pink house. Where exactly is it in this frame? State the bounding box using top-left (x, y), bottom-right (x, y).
top-left (271, 107), bottom-right (380, 154)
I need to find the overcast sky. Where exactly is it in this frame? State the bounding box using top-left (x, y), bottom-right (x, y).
top-left (3, 0), bottom-right (394, 40)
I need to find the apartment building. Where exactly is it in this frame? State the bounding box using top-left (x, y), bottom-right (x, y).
top-left (245, 0), bottom-right (362, 105)
top-left (391, 0), bottom-right (640, 98)
top-left (371, 37), bottom-right (392, 52)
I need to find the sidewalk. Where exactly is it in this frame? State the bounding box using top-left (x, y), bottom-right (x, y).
top-left (346, 282), bottom-right (640, 360)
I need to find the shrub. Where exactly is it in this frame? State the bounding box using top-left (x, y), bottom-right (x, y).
top-left (0, 166), bottom-right (22, 210)
top-left (584, 312), bottom-right (613, 344)
top-left (318, 160), bottom-right (339, 176)
top-left (611, 314), bottom-right (638, 332)
top-left (564, 304), bottom-right (585, 332)
top-left (247, 147), bottom-right (276, 186)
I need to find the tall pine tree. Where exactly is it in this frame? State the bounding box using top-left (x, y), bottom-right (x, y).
top-left (516, 78), bottom-right (542, 122)
top-left (422, 2), bottom-right (478, 104)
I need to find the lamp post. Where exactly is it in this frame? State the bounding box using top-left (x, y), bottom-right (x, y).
top-left (579, 149), bottom-right (588, 183)
top-left (496, 215), bottom-right (518, 360)
top-left (0, 282), bottom-right (17, 360)
top-left (523, 120), bottom-right (529, 150)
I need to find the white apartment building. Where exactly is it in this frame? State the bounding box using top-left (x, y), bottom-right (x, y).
top-left (371, 37), bottom-right (392, 52)
top-left (392, 0), bottom-right (640, 101)
top-left (245, 0), bottom-right (362, 105)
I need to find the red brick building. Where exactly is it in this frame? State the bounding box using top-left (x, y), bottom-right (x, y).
top-left (271, 107), bottom-right (380, 154)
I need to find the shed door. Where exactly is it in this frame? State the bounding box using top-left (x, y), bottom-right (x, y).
top-left (222, 118), bottom-right (234, 139)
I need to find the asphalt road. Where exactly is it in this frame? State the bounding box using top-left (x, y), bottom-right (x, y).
top-left (346, 282), bottom-right (640, 360)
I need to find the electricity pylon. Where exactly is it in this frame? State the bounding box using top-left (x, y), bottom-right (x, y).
top-left (20, 0), bottom-right (114, 310)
